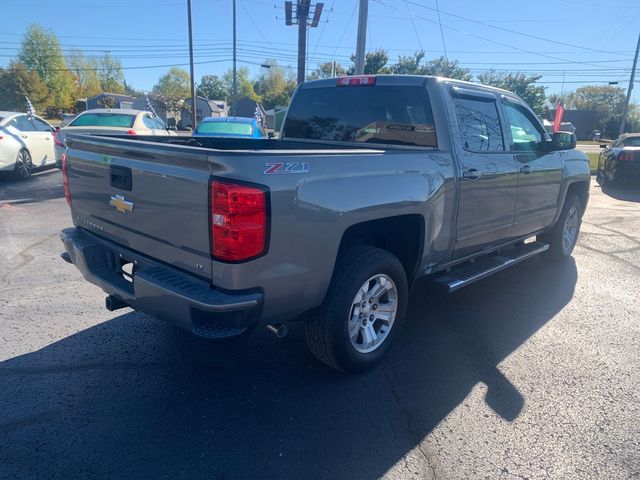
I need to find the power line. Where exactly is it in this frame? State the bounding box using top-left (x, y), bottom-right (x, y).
top-left (402, 0), bottom-right (423, 52)
top-left (407, 9), bottom-right (626, 70)
top-left (332, 0), bottom-right (358, 57)
top-left (402, 0), bottom-right (633, 57)
top-left (433, 0), bottom-right (447, 60)
top-left (239, 0), bottom-right (277, 51)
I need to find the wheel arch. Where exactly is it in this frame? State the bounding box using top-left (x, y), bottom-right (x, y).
top-left (335, 214), bottom-right (425, 287)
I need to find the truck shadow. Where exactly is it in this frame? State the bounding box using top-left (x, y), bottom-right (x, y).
top-left (0, 257), bottom-right (577, 479)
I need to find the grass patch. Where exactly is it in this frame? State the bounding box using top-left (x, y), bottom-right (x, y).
top-left (577, 140), bottom-right (611, 146)
top-left (586, 152), bottom-right (600, 173)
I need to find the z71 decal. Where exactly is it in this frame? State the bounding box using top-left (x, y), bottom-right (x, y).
top-left (263, 162), bottom-right (310, 175)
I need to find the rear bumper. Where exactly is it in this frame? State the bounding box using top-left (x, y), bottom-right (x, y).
top-left (611, 161), bottom-right (640, 181)
top-left (60, 227), bottom-right (263, 339)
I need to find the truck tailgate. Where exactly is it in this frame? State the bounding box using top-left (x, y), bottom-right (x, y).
top-left (65, 134), bottom-right (214, 279)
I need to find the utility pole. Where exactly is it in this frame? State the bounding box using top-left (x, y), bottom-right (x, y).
top-left (297, 0), bottom-right (309, 85)
top-left (285, 1), bottom-right (324, 85)
top-left (187, 0), bottom-right (197, 130)
top-left (232, 0), bottom-right (237, 117)
top-left (354, 0), bottom-right (368, 75)
top-left (620, 32), bottom-right (640, 136)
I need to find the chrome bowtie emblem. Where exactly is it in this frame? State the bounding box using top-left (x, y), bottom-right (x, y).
top-left (109, 194), bottom-right (134, 214)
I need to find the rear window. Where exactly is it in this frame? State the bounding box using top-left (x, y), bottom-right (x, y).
top-left (69, 113), bottom-right (135, 128)
top-left (623, 137), bottom-right (640, 147)
top-left (196, 121), bottom-right (253, 136)
top-left (283, 85), bottom-right (437, 147)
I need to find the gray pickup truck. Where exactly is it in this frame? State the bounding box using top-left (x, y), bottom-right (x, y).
top-left (60, 75), bottom-right (590, 372)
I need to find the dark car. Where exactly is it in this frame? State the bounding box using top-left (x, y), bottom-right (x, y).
top-left (597, 133), bottom-right (640, 185)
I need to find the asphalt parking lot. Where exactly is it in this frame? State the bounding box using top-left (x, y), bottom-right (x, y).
top-left (1, 169), bottom-right (639, 480)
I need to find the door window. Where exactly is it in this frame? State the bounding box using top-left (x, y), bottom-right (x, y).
top-left (31, 118), bottom-right (53, 132)
top-left (453, 97), bottom-right (505, 152)
top-left (503, 102), bottom-right (544, 152)
top-left (10, 115), bottom-right (34, 132)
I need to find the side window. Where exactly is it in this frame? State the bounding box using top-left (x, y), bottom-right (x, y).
top-left (152, 117), bottom-right (167, 129)
top-left (11, 115), bottom-right (34, 132)
top-left (453, 97), bottom-right (505, 152)
top-left (31, 118), bottom-right (53, 132)
top-left (503, 102), bottom-right (544, 152)
top-left (142, 115), bottom-right (156, 129)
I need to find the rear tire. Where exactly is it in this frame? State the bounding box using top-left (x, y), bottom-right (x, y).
top-left (304, 245), bottom-right (408, 373)
top-left (13, 149), bottom-right (33, 179)
top-left (539, 194), bottom-right (583, 260)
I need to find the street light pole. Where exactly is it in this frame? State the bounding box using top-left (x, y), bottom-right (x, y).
top-left (619, 32), bottom-right (640, 136)
top-left (232, 0), bottom-right (237, 117)
top-left (187, 0), bottom-right (197, 130)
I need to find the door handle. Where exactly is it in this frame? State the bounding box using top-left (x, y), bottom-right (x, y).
top-left (462, 168), bottom-right (481, 180)
top-left (21, 135), bottom-right (28, 139)
top-left (520, 165), bottom-right (532, 174)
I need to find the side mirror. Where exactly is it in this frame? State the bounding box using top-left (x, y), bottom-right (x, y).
top-left (599, 144), bottom-right (608, 149)
top-left (549, 131), bottom-right (576, 151)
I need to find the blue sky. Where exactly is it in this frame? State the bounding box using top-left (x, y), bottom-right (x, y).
top-left (1, 0), bottom-right (639, 101)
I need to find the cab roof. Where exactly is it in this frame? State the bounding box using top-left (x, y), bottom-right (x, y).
top-left (299, 74), bottom-right (513, 96)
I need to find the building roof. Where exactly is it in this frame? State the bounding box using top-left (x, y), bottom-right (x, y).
top-left (184, 95), bottom-right (226, 113)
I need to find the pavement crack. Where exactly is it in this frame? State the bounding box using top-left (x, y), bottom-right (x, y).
top-left (1, 233), bottom-right (58, 282)
top-left (383, 368), bottom-right (437, 480)
top-left (582, 221), bottom-right (640, 246)
top-left (577, 243), bottom-right (640, 273)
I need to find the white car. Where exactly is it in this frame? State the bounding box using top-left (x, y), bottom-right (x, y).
top-left (58, 109), bottom-right (175, 146)
top-left (0, 111), bottom-right (62, 179)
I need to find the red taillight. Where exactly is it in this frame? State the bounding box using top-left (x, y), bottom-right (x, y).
top-left (210, 180), bottom-right (267, 261)
top-left (336, 75), bottom-right (376, 86)
top-left (61, 152), bottom-right (71, 207)
top-left (53, 130), bottom-right (64, 147)
top-left (126, 129), bottom-right (137, 135)
top-left (618, 151), bottom-right (634, 161)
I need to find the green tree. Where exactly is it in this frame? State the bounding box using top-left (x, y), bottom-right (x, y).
top-left (97, 52), bottom-right (125, 93)
top-left (348, 49), bottom-right (391, 75)
top-left (123, 79), bottom-right (143, 97)
top-left (152, 67), bottom-right (191, 117)
top-left (18, 24), bottom-right (74, 108)
top-left (222, 67), bottom-right (260, 102)
top-left (423, 56), bottom-right (472, 81)
top-left (253, 61), bottom-right (296, 109)
top-left (563, 85), bottom-right (627, 136)
top-left (67, 51), bottom-right (102, 99)
top-left (0, 62), bottom-right (51, 112)
top-left (196, 74), bottom-right (227, 100)
top-left (308, 61), bottom-right (346, 80)
top-left (477, 70), bottom-right (547, 115)
top-left (391, 51), bottom-right (427, 75)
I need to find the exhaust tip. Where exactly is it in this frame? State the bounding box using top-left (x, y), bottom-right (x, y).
top-left (266, 323), bottom-right (288, 338)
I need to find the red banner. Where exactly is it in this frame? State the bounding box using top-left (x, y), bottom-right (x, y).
top-left (553, 103), bottom-right (565, 132)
